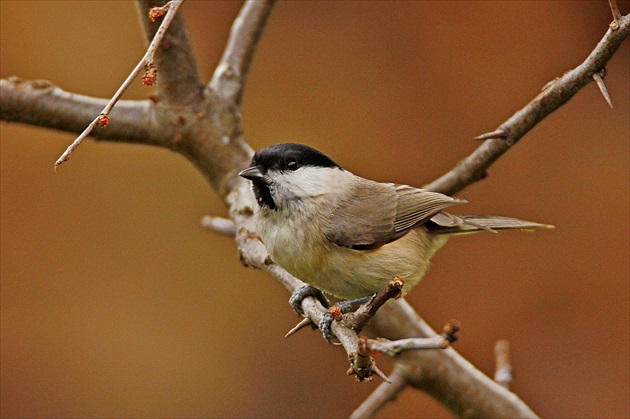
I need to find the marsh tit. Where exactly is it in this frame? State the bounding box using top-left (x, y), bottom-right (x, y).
top-left (239, 143), bottom-right (551, 326)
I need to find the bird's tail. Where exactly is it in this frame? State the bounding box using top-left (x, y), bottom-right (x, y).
top-left (427, 212), bottom-right (554, 236)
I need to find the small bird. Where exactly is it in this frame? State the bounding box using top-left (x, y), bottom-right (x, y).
top-left (239, 143), bottom-right (551, 327)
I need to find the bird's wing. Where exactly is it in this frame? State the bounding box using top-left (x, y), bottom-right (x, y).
top-left (324, 180), bottom-right (464, 249)
top-left (393, 184), bottom-right (466, 232)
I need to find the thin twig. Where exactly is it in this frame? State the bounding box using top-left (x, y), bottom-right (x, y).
top-left (494, 340), bottom-right (513, 389)
top-left (343, 278), bottom-right (404, 333)
top-left (54, 0), bottom-right (184, 170)
top-left (136, 0), bottom-right (203, 105)
top-left (209, 0), bottom-right (276, 104)
top-left (363, 320), bottom-right (459, 356)
top-left (608, 0), bottom-right (622, 26)
top-left (366, 336), bottom-right (445, 356)
top-left (201, 216), bottom-right (237, 236)
top-left (350, 368), bottom-right (407, 418)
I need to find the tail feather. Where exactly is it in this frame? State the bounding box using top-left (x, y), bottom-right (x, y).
top-left (427, 213), bottom-right (554, 236)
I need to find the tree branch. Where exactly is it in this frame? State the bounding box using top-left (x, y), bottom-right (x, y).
top-left (350, 368), bottom-right (407, 419)
top-left (136, 0), bottom-right (204, 106)
top-left (0, 78), bottom-right (159, 146)
top-left (363, 319), bottom-right (460, 357)
top-left (367, 300), bottom-right (538, 418)
top-left (342, 278), bottom-right (405, 334)
top-left (209, 0), bottom-right (276, 105)
top-left (424, 13), bottom-right (630, 196)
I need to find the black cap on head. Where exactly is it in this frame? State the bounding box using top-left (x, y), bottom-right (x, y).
top-left (250, 143), bottom-right (341, 173)
top-left (241, 143), bottom-right (342, 210)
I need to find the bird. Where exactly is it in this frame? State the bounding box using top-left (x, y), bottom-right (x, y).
top-left (239, 143), bottom-right (551, 336)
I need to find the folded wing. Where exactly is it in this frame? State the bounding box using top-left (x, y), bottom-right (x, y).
top-left (324, 181), bottom-right (465, 249)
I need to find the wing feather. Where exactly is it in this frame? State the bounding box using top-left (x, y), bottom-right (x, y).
top-left (427, 214), bottom-right (554, 235)
top-left (393, 185), bottom-right (466, 232)
top-left (324, 180), bottom-right (466, 249)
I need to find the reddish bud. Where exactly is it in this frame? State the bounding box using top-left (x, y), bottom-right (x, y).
top-left (142, 62), bottom-right (157, 86)
top-left (148, 6), bottom-right (167, 22)
top-left (97, 113), bottom-right (109, 127)
top-left (443, 319), bottom-right (461, 343)
top-left (142, 69), bottom-right (157, 86)
top-left (329, 306), bottom-right (343, 322)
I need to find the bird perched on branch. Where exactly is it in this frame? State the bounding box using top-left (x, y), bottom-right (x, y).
top-left (240, 143), bottom-right (551, 339)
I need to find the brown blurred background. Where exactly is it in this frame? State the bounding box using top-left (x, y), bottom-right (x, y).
top-left (1, 1), bottom-right (628, 418)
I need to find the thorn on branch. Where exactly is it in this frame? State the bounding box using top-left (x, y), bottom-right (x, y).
top-left (371, 365), bottom-right (392, 384)
top-left (285, 318), bottom-right (312, 338)
top-left (592, 69), bottom-right (613, 108)
top-left (474, 129), bottom-right (507, 141)
top-left (540, 77), bottom-right (559, 92)
top-left (494, 340), bottom-right (513, 389)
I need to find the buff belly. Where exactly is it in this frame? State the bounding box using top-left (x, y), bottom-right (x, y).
top-left (265, 225), bottom-right (447, 300)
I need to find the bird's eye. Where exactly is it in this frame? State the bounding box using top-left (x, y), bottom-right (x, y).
top-left (287, 159), bottom-right (299, 171)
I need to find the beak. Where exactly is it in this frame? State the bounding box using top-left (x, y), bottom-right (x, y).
top-left (239, 166), bottom-right (264, 180)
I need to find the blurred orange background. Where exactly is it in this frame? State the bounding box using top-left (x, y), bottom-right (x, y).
top-left (1, 1), bottom-right (628, 418)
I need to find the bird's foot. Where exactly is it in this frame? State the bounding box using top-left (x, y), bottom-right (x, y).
top-left (289, 284), bottom-right (330, 316)
top-left (289, 285), bottom-right (378, 344)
